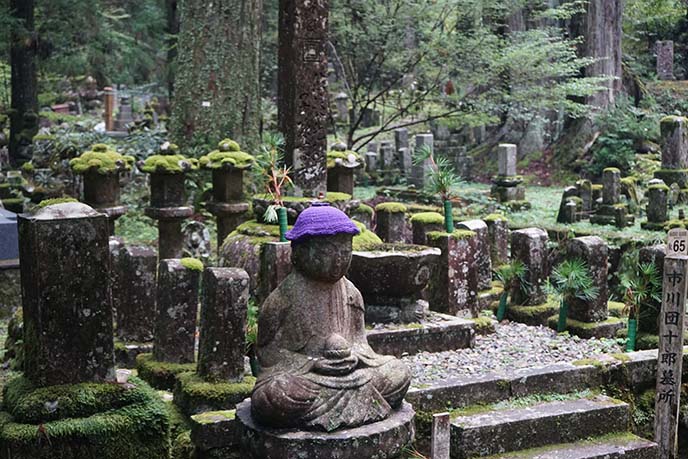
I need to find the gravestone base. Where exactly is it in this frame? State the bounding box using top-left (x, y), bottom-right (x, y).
top-left (114, 339), bottom-right (153, 368)
top-left (505, 296), bottom-right (560, 327)
top-left (547, 314), bottom-right (625, 339)
top-left (135, 352), bottom-right (196, 390)
top-left (0, 375), bottom-right (169, 459)
top-left (190, 409), bottom-right (241, 453)
top-left (590, 205), bottom-right (634, 228)
top-left (504, 200), bottom-right (532, 212)
top-left (365, 299), bottom-right (426, 324)
top-left (366, 313), bottom-right (476, 357)
top-left (237, 400), bottom-right (416, 459)
top-left (491, 184), bottom-right (526, 203)
top-left (654, 169), bottom-right (688, 188)
top-left (477, 282), bottom-right (504, 311)
top-left (640, 221), bottom-right (669, 231)
top-left (173, 372), bottom-right (256, 416)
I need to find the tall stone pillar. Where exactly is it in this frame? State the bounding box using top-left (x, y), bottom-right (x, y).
top-left (278, 0), bottom-right (329, 197)
top-left (656, 40), bottom-right (675, 81)
top-left (18, 202), bottom-right (115, 386)
top-left (511, 228), bottom-right (548, 306)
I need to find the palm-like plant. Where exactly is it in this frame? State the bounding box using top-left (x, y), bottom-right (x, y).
top-left (494, 261), bottom-right (528, 321)
top-left (550, 259), bottom-right (600, 332)
top-left (413, 144), bottom-right (462, 232)
top-left (254, 133), bottom-right (292, 241)
top-left (620, 262), bottom-right (661, 351)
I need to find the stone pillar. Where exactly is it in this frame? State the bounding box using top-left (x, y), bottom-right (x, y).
top-left (656, 40), bottom-right (675, 81)
top-left (399, 147), bottom-right (412, 176)
top-left (577, 179), bottom-right (593, 212)
top-left (491, 143), bottom-right (525, 203)
top-left (18, 202), bottom-right (115, 386)
top-left (366, 142), bottom-right (379, 173)
top-left (410, 212), bottom-right (444, 245)
top-left (647, 185), bottom-right (669, 225)
top-left (660, 116), bottom-right (688, 170)
top-left (145, 173), bottom-right (194, 259)
top-left (113, 95), bottom-right (135, 132)
top-left (209, 168), bottom-right (250, 249)
top-left (557, 186), bottom-right (581, 223)
top-left (410, 133), bottom-right (433, 189)
top-left (511, 228), bottom-right (548, 306)
top-left (456, 220), bottom-right (492, 290)
top-left (375, 203), bottom-right (407, 243)
top-left (566, 236), bottom-right (608, 322)
top-left (197, 267), bottom-right (250, 382)
top-left (112, 244), bottom-right (157, 342)
top-left (431, 412), bottom-right (451, 459)
top-left (602, 168), bottom-right (620, 205)
top-left (104, 86), bottom-right (115, 131)
top-left (485, 215), bottom-right (509, 266)
top-left (153, 259), bottom-right (201, 364)
top-left (257, 242), bottom-right (292, 304)
top-left (498, 143), bottom-right (517, 177)
top-left (278, 0), bottom-right (329, 197)
top-left (394, 128), bottom-right (409, 153)
top-left (427, 231), bottom-right (479, 316)
top-left (334, 92), bottom-right (349, 124)
top-left (380, 141), bottom-right (395, 169)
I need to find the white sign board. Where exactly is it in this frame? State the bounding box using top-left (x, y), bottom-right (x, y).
top-left (667, 228), bottom-right (688, 256)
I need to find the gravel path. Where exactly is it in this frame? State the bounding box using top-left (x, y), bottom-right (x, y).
top-left (403, 321), bottom-right (624, 387)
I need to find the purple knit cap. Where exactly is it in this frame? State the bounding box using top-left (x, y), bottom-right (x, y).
top-left (286, 202), bottom-right (360, 244)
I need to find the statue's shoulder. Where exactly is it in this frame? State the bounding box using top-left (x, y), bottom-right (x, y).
top-left (343, 277), bottom-right (364, 309)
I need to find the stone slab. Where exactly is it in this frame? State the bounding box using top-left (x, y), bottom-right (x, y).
top-left (450, 396), bottom-right (630, 459)
top-left (485, 434), bottom-right (658, 459)
top-left (190, 410), bottom-right (239, 451)
top-left (366, 314), bottom-right (475, 357)
top-left (237, 400), bottom-right (416, 459)
top-left (547, 315), bottom-right (624, 339)
top-left (0, 209), bottom-right (18, 261)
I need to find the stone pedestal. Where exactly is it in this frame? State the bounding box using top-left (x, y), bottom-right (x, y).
top-left (209, 168), bottom-right (250, 248)
top-left (410, 212), bottom-right (444, 245)
top-left (153, 259), bottom-right (201, 364)
top-left (145, 173), bottom-right (193, 259)
top-left (197, 268), bottom-right (250, 382)
top-left (491, 144), bottom-right (527, 205)
top-left (237, 400), bottom-right (416, 459)
top-left (278, 0), bottom-right (329, 197)
top-left (113, 95), bottom-right (134, 132)
top-left (591, 168), bottom-right (629, 227)
top-left (427, 231), bottom-right (479, 316)
top-left (485, 215), bottom-right (509, 266)
top-left (456, 219), bottom-right (492, 290)
top-left (656, 40), bottom-right (675, 81)
top-left (510, 228), bottom-right (548, 306)
top-left (82, 172), bottom-right (127, 234)
top-left (375, 203), bottom-right (407, 243)
top-left (111, 243), bottom-right (157, 343)
top-left (334, 92), bottom-right (349, 124)
top-left (18, 202), bottom-right (115, 386)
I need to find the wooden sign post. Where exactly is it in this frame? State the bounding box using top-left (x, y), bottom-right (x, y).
top-left (654, 246), bottom-right (687, 459)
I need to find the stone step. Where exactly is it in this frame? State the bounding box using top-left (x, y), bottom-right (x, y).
top-left (450, 395), bottom-right (630, 458)
top-left (482, 433), bottom-right (658, 459)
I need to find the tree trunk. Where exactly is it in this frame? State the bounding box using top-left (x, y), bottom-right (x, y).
top-left (165, 0), bottom-right (179, 97)
top-left (9, 0), bottom-right (38, 167)
top-left (170, 0), bottom-right (262, 151)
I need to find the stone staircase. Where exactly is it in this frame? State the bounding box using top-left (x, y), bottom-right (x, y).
top-left (448, 394), bottom-right (658, 459)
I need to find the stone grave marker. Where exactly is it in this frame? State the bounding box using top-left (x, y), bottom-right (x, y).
top-left (431, 412), bottom-right (451, 459)
top-left (511, 228), bottom-right (548, 305)
top-left (657, 40), bottom-right (675, 81)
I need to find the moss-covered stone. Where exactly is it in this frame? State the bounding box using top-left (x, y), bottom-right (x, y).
top-left (375, 202), bottom-right (408, 213)
top-left (173, 372), bottom-right (255, 416)
top-left (34, 197), bottom-right (78, 210)
top-left (326, 150), bottom-right (362, 169)
top-left (356, 203), bottom-right (374, 216)
top-left (0, 375), bottom-right (170, 459)
top-left (180, 258), bottom-right (204, 272)
top-left (69, 146), bottom-right (135, 175)
top-left (136, 353), bottom-right (196, 390)
top-left (603, 167), bottom-right (621, 174)
top-left (470, 317), bottom-right (495, 335)
top-left (483, 213), bottom-right (508, 223)
top-left (171, 431), bottom-right (194, 459)
top-left (426, 229), bottom-right (476, 243)
top-left (410, 212), bottom-right (444, 225)
top-left (507, 297), bottom-right (559, 327)
top-left (352, 221), bottom-right (383, 250)
top-left (140, 154), bottom-right (199, 174)
top-left (199, 141), bottom-right (255, 170)
top-left (607, 301), bottom-right (626, 318)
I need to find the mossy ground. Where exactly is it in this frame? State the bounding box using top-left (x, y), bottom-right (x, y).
top-left (136, 353), bottom-right (196, 390)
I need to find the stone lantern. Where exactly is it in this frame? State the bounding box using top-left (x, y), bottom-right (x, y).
top-left (326, 142), bottom-right (362, 196)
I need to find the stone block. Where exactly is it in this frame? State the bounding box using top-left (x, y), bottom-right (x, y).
top-left (485, 216), bottom-right (509, 266)
top-left (660, 116), bottom-right (688, 170)
top-left (410, 133), bottom-right (433, 189)
top-left (0, 209), bottom-right (18, 262)
top-left (190, 410), bottom-right (239, 451)
top-left (257, 242), bottom-right (292, 304)
top-left (646, 185), bottom-right (669, 224)
top-left (657, 40), bottom-right (675, 80)
top-left (498, 143), bottom-right (517, 177)
top-left (566, 236), bottom-right (608, 322)
top-left (602, 168), bottom-right (620, 205)
top-left (174, 371), bottom-right (255, 415)
top-left (510, 228), bottom-right (548, 306)
top-left (456, 219), bottom-right (492, 290)
top-left (375, 206), bottom-right (407, 243)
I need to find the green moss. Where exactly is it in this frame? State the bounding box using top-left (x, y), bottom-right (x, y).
top-left (648, 184), bottom-right (670, 191)
top-left (375, 202), bottom-right (407, 213)
top-left (171, 431), bottom-right (193, 459)
top-left (190, 409), bottom-right (236, 425)
top-left (426, 229), bottom-right (476, 243)
top-left (70, 146), bottom-right (135, 175)
top-left (611, 353), bottom-right (631, 363)
top-left (660, 115), bottom-right (685, 126)
top-left (591, 184), bottom-right (603, 191)
top-left (354, 203), bottom-right (374, 215)
top-left (253, 193), bottom-right (352, 203)
top-left (34, 197), bottom-right (78, 210)
top-left (174, 372), bottom-right (255, 415)
top-left (180, 257), bottom-right (204, 272)
top-left (20, 162), bottom-right (34, 173)
top-left (326, 150), bottom-right (362, 169)
top-left (219, 138), bottom-right (241, 152)
top-left (199, 148), bottom-right (255, 170)
top-left (603, 167), bottom-right (621, 173)
top-left (608, 301), bottom-right (626, 318)
top-left (0, 375), bottom-right (170, 459)
top-left (410, 212), bottom-right (444, 225)
top-left (352, 221), bottom-right (383, 250)
top-left (165, 399), bottom-right (191, 438)
top-left (572, 359), bottom-right (606, 368)
top-left (483, 213), bottom-right (508, 223)
top-left (140, 154), bottom-right (199, 174)
top-left (135, 353), bottom-right (196, 390)
top-left (470, 317), bottom-right (495, 334)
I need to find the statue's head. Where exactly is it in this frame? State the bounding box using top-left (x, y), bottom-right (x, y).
top-left (286, 203), bottom-right (360, 282)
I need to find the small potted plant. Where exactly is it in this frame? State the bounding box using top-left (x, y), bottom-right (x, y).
top-left (413, 144), bottom-right (461, 233)
top-left (254, 133), bottom-right (292, 242)
top-left (620, 262), bottom-right (661, 352)
top-left (494, 261), bottom-right (527, 321)
top-left (550, 259), bottom-right (599, 333)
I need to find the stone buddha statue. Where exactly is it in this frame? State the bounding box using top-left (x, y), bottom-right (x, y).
top-left (251, 203), bottom-right (411, 432)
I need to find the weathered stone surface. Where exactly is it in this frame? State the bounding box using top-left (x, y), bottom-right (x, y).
top-left (174, 372), bottom-right (255, 415)
top-left (485, 217), bottom-right (509, 266)
top-left (197, 268), bottom-right (250, 382)
top-left (427, 232), bottom-right (479, 316)
top-left (278, 0), bottom-right (329, 197)
top-left (510, 228), bottom-right (548, 306)
top-left (0, 208), bottom-right (18, 264)
top-left (498, 144), bottom-right (517, 177)
top-left (566, 236), bottom-right (609, 322)
top-left (250, 222), bottom-right (411, 432)
top-left (646, 185), bottom-right (669, 224)
top-left (577, 180), bottom-right (593, 212)
top-left (380, 141), bottom-right (395, 169)
top-left (602, 168), bottom-right (620, 205)
top-left (366, 314), bottom-right (474, 356)
top-left (327, 166), bottom-right (356, 195)
top-left (410, 134), bottom-right (433, 189)
top-left (111, 244), bottom-right (157, 342)
top-left (456, 220), bottom-right (492, 290)
top-left (450, 396), bottom-right (630, 459)
top-left (18, 202), bottom-right (115, 386)
top-left (660, 116), bottom-right (688, 170)
top-left (431, 412), bottom-right (451, 459)
top-left (486, 434), bottom-right (658, 459)
top-left (376, 208), bottom-right (407, 243)
top-left (656, 40), bottom-right (675, 80)
top-left (394, 128), bottom-right (409, 153)
top-left (237, 399), bottom-right (416, 459)
top-left (190, 410), bottom-right (239, 451)
top-left (257, 242), bottom-right (292, 305)
top-left (153, 259), bottom-right (201, 364)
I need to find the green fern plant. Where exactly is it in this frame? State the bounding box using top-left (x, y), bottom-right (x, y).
top-left (550, 259), bottom-right (599, 332)
top-left (620, 262), bottom-right (661, 351)
top-left (413, 144), bottom-right (462, 232)
top-left (494, 261), bottom-right (528, 321)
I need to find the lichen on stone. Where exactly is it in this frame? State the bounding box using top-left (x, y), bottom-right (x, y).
top-left (199, 139), bottom-right (255, 170)
top-left (70, 144), bottom-right (135, 175)
top-left (180, 257), bottom-right (204, 272)
top-left (355, 203), bottom-right (374, 215)
top-left (410, 212), bottom-right (444, 225)
top-left (375, 202), bottom-right (408, 213)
